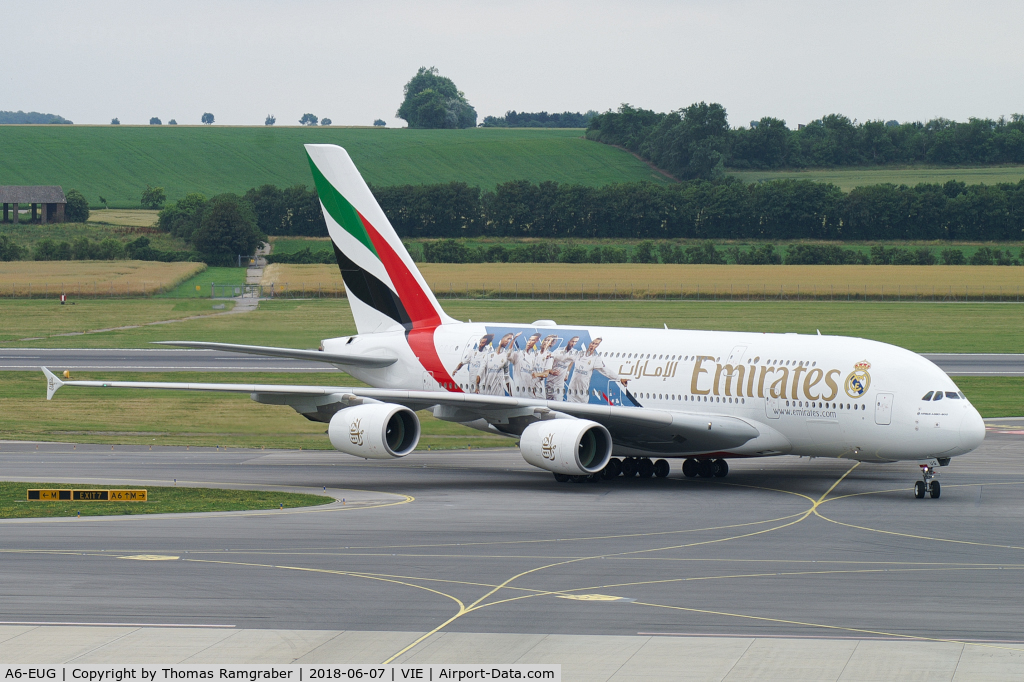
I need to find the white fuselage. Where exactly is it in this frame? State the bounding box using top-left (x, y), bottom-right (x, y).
top-left (324, 322), bottom-right (985, 463)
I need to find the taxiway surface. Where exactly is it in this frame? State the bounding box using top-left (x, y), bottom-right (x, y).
top-left (3, 348), bottom-right (1024, 375)
top-left (1, 426), bottom-right (1023, 647)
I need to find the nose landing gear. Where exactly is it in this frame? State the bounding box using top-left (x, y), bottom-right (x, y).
top-left (915, 463), bottom-right (941, 499)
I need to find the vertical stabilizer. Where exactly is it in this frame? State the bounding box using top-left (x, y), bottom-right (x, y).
top-left (305, 144), bottom-right (456, 334)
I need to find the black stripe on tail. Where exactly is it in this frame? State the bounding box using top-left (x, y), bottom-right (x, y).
top-left (332, 242), bottom-right (412, 329)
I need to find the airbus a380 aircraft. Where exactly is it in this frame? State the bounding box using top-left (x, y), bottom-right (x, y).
top-left (42, 144), bottom-right (985, 499)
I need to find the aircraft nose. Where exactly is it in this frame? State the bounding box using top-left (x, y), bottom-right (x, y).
top-left (960, 407), bottom-right (985, 451)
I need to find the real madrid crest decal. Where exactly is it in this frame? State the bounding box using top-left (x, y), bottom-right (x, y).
top-left (844, 360), bottom-right (871, 398)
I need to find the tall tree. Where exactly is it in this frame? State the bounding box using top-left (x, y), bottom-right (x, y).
top-left (396, 67), bottom-right (476, 129)
top-left (140, 185), bottom-right (167, 209)
top-left (191, 194), bottom-right (264, 263)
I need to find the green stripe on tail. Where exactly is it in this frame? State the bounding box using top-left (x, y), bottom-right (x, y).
top-left (306, 152), bottom-right (378, 258)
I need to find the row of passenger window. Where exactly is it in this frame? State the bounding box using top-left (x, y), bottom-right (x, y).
top-left (922, 391), bottom-right (965, 401)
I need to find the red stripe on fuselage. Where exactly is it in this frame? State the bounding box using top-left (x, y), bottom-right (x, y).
top-left (357, 212), bottom-right (459, 392)
top-left (407, 326), bottom-right (461, 392)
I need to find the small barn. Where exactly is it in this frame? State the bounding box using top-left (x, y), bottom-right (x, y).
top-left (0, 186), bottom-right (66, 224)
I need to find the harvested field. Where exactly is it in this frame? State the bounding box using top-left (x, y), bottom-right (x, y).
top-left (0, 261), bottom-right (206, 298)
top-left (260, 263), bottom-right (1024, 302)
top-left (86, 209), bottom-right (159, 227)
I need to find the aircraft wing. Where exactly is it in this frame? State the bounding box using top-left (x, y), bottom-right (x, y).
top-left (151, 341), bottom-right (396, 369)
top-left (42, 368), bottom-right (760, 454)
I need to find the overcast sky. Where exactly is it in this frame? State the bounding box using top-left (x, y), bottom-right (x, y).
top-left (4, 0), bottom-right (1022, 128)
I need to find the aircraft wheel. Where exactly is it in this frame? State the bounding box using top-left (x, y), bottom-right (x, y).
top-left (914, 481), bottom-right (926, 499)
top-left (637, 458), bottom-right (655, 478)
top-left (603, 458), bottom-right (622, 479)
top-left (698, 459), bottom-right (717, 478)
top-left (682, 458), bottom-right (700, 478)
top-left (653, 459), bottom-right (670, 478)
top-left (553, 473), bottom-right (569, 483)
top-left (621, 458), bottom-right (638, 477)
top-left (586, 472), bottom-right (603, 483)
top-left (571, 475), bottom-right (588, 483)
top-left (713, 459), bottom-right (729, 478)
top-left (929, 480), bottom-right (941, 499)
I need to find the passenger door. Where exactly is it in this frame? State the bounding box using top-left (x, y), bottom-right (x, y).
top-left (725, 345), bottom-right (748, 367)
top-left (874, 393), bottom-right (894, 425)
top-left (765, 395), bottom-right (782, 419)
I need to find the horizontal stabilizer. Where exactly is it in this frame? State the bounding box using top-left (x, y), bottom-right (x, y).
top-left (42, 367), bottom-right (64, 400)
top-left (152, 341), bottom-right (396, 368)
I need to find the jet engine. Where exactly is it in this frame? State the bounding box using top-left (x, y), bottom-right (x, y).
top-left (328, 404), bottom-right (420, 459)
top-left (520, 419), bottom-right (612, 475)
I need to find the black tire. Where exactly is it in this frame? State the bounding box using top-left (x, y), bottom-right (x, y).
top-left (698, 459), bottom-right (717, 478)
top-left (603, 458), bottom-right (622, 479)
top-left (621, 458), bottom-right (638, 477)
top-left (713, 459), bottom-right (729, 478)
top-left (929, 480), bottom-right (941, 499)
top-left (682, 458), bottom-right (700, 478)
top-left (553, 473), bottom-right (569, 483)
top-left (571, 475), bottom-right (587, 483)
top-left (653, 459), bottom-right (670, 478)
top-left (638, 458), bottom-right (655, 478)
top-left (914, 481), bottom-right (926, 499)
top-left (587, 472), bottom-right (603, 483)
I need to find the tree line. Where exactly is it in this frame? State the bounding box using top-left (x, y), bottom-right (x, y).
top-left (369, 178), bottom-right (1024, 243)
top-left (481, 111), bottom-right (598, 128)
top-left (275, 238), bottom-right (1020, 267)
top-left (585, 103), bottom-right (1024, 180)
top-left (0, 234), bottom-right (193, 262)
top-left (0, 110), bottom-right (72, 124)
top-left (218, 176), bottom-right (1024, 247)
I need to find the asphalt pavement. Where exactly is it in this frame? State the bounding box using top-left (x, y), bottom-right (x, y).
top-left (1, 428), bottom-right (1022, 643)
top-left (3, 348), bottom-right (1024, 375)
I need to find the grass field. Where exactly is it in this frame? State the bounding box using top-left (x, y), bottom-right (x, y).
top-left (0, 261), bottom-right (205, 298)
top-left (156, 265), bottom-right (249, 298)
top-left (0, 481), bottom-right (331, 518)
top-left (0, 298), bottom-right (234, 343)
top-left (953, 377), bottom-right (1024, 419)
top-left (729, 166), bottom-right (1024, 190)
top-left (0, 127), bottom-right (668, 208)
top-left (0, 371), bottom-right (511, 450)
top-left (0, 371), bottom-right (1016, 451)
top-left (2, 298), bottom-right (1022, 353)
top-left (262, 263), bottom-right (1024, 302)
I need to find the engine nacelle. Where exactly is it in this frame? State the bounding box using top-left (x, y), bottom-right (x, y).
top-left (328, 404), bottom-right (420, 459)
top-left (520, 419), bottom-right (612, 475)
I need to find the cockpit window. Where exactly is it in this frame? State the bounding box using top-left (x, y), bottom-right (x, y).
top-left (945, 391), bottom-right (960, 399)
top-left (958, 392), bottom-right (966, 399)
top-left (921, 391), bottom-right (934, 401)
top-left (932, 392), bottom-right (943, 401)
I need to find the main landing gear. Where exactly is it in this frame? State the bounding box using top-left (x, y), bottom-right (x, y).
top-left (682, 457), bottom-right (729, 479)
top-left (914, 463), bottom-right (941, 499)
top-left (552, 457), bottom-right (671, 483)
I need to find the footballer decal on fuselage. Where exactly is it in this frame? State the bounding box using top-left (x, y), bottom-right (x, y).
top-left (450, 327), bottom-right (638, 407)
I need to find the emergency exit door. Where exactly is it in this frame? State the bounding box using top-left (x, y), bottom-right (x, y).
top-left (874, 393), bottom-right (894, 425)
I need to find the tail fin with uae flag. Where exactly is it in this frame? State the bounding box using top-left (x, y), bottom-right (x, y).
top-left (305, 144), bottom-right (456, 334)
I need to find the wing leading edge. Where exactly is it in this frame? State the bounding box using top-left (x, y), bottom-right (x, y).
top-left (41, 368), bottom-right (761, 454)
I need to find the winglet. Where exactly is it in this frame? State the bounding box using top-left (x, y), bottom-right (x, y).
top-left (42, 367), bottom-right (64, 400)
